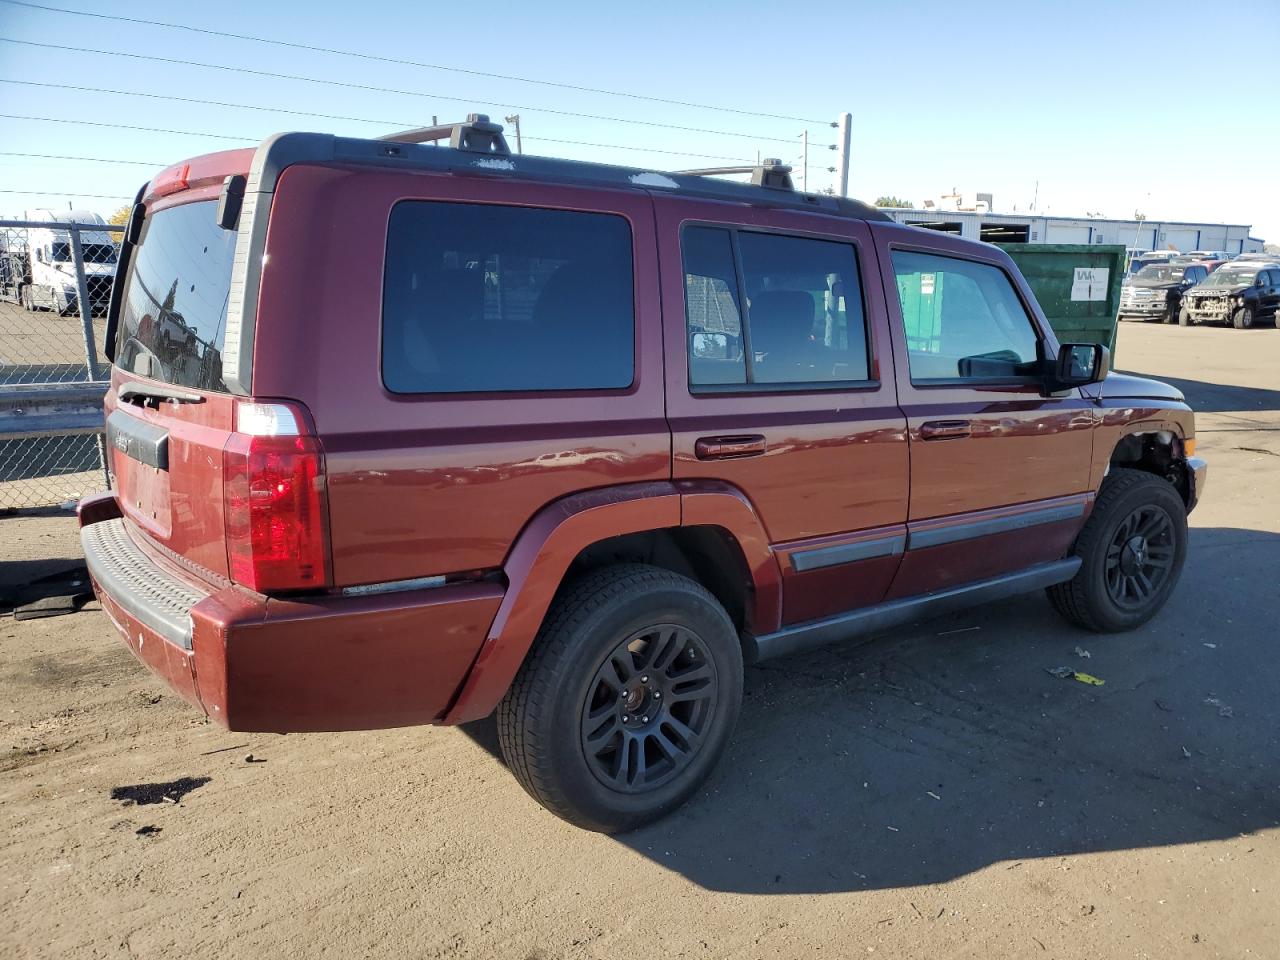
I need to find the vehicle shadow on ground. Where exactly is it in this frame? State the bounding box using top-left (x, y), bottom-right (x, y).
top-left (1117, 368), bottom-right (1280, 414)
top-left (463, 526), bottom-right (1280, 893)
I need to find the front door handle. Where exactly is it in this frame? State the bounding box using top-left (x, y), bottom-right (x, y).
top-left (920, 420), bottom-right (972, 441)
top-left (695, 434), bottom-right (767, 460)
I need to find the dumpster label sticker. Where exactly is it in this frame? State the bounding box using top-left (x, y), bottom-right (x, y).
top-left (1070, 267), bottom-right (1109, 302)
top-left (920, 273), bottom-right (936, 295)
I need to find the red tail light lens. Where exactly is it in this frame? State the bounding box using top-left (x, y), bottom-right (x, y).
top-left (223, 401), bottom-right (331, 592)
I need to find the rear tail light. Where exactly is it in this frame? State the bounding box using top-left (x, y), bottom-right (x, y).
top-left (223, 400), bottom-right (331, 592)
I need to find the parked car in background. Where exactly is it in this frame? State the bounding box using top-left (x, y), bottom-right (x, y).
top-left (1181, 261), bottom-right (1280, 328)
top-left (77, 117), bottom-right (1207, 832)
top-left (1185, 250), bottom-right (1228, 262)
top-left (1120, 261), bottom-right (1209, 323)
top-left (1127, 250), bottom-right (1180, 276)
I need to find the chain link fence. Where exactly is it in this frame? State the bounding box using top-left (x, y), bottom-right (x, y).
top-left (1, 219), bottom-right (120, 511)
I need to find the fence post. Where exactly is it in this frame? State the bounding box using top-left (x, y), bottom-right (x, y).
top-left (67, 224), bottom-right (110, 487)
top-left (67, 225), bottom-right (102, 382)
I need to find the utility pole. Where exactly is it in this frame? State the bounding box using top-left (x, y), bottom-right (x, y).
top-left (835, 112), bottom-right (851, 197)
top-left (801, 129), bottom-right (808, 193)
top-left (504, 114), bottom-right (523, 154)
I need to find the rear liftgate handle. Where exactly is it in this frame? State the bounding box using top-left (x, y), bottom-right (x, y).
top-left (694, 435), bottom-right (767, 460)
top-left (919, 420), bottom-right (972, 441)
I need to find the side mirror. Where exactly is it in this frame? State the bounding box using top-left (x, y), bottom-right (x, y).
top-left (1046, 342), bottom-right (1109, 392)
top-left (691, 331), bottom-right (730, 359)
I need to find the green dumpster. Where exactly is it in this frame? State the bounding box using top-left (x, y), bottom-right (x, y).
top-left (998, 243), bottom-right (1126, 360)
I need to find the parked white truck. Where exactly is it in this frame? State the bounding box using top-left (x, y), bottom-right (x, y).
top-left (17, 209), bottom-right (119, 316)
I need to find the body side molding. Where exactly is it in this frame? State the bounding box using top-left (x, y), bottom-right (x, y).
top-left (747, 558), bottom-right (1081, 663)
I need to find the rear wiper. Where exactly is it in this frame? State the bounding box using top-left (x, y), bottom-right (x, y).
top-left (118, 381), bottom-right (205, 406)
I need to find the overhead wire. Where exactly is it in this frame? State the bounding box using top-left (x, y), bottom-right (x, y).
top-left (0, 0), bottom-right (829, 125)
top-left (0, 38), bottom-right (829, 146)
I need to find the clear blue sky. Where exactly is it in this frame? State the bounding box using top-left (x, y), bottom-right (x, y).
top-left (1, 0), bottom-right (1277, 241)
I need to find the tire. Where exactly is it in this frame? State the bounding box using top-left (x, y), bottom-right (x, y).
top-left (497, 563), bottom-right (743, 833)
top-left (1178, 307), bottom-right (1192, 327)
top-left (1232, 306), bottom-right (1254, 329)
top-left (20, 284), bottom-right (32, 311)
top-left (1048, 468), bottom-right (1188, 633)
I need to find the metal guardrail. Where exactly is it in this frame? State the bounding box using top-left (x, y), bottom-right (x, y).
top-left (0, 218), bottom-right (120, 510)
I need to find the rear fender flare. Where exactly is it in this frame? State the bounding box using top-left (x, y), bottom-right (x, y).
top-left (442, 480), bottom-right (780, 724)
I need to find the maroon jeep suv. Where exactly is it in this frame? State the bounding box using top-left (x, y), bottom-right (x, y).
top-left (81, 116), bottom-right (1206, 832)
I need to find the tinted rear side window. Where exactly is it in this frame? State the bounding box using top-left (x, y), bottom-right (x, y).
top-left (114, 200), bottom-right (236, 392)
top-left (382, 202), bottom-right (634, 394)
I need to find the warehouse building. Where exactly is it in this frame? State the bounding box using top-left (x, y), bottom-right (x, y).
top-left (877, 193), bottom-right (1263, 254)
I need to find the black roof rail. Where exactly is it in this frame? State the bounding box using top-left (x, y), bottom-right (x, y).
top-left (379, 113), bottom-right (511, 155)
top-left (244, 131), bottom-right (891, 224)
top-left (675, 158), bottom-right (794, 191)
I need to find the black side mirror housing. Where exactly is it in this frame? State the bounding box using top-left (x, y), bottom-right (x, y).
top-left (1044, 342), bottom-right (1109, 393)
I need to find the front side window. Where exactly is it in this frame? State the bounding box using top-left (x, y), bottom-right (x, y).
top-left (682, 226), bottom-right (870, 389)
top-left (382, 202), bottom-right (634, 394)
top-left (892, 250), bottom-right (1041, 383)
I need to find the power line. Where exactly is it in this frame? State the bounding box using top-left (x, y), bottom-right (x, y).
top-left (0, 151), bottom-right (163, 165)
top-left (0, 113), bottom-right (254, 141)
top-left (0, 81), bottom-right (768, 163)
top-left (0, 38), bottom-right (824, 146)
top-left (0, 0), bottom-right (829, 126)
top-left (0, 118), bottom-right (834, 172)
top-left (0, 189), bottom-right (132, 199)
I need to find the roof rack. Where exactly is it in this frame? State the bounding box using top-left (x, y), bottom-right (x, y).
top-left (379, 113), bottom-right (510, 156)
top-left (674, 158), bottom-right (795, 191)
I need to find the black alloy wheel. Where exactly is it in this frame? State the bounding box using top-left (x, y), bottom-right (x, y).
top-left (579, 623), bottom-right (717, 793)
top-left (1103, 504), bottom-right (1177, 611)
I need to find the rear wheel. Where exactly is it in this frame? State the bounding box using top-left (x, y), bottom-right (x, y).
top-left (1233, 306), bottom-right (1254, 329)
top-left (1048, 468), bottom-right (1188, 633)
top-left (497, 563), bottom-right (743, 833)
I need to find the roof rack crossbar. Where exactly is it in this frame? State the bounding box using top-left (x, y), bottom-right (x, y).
top-left (675, 158), bottom-right (795, 191)
top-left (379, 113), bottom-right (511, 155)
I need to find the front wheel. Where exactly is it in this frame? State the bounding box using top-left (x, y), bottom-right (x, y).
top-left (1048, 468), bottom-right (1188, 633)
top-left (1178, 307), bottom-right (1192, 326)
top-left (497, 563), bottom-right (743, 833)
top-left (1233, 306), bottom-right (1254, 329)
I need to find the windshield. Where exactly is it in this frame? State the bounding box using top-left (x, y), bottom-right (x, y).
top-left (82, 242), bottom-right (118, 264)
top-left (114, 200), bottom-right (236, 392)
top-left (1134, 265), bottom-right (1185, 282)
top-left (1202, 268), bottom-right (1257, 288)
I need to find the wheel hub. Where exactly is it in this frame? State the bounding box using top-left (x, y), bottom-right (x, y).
top-left (1119, 535), bottom-right (1148, 575)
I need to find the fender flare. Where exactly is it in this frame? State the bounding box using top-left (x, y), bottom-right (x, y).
top-left (442, 480), bottom-right (780, 724)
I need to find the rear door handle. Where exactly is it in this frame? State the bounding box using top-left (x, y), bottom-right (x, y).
top-left (920, 420), bottom-right (972, 441)
top-left (695, 434), bottom-right (767, 460)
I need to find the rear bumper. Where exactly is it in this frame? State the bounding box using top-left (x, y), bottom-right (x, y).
top-left (79, 502), bottom-right (503, 732)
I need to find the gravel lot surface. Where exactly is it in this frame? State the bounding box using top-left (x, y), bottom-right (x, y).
top-left (2, 321), bottom-right (1277, 958)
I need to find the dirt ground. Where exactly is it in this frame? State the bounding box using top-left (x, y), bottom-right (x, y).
top-left (2, 321), bottom-right (1277, 959)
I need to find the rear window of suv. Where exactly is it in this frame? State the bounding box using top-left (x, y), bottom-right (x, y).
top-left (382, 201), bottom-right (634, 394)
top-left (114, 200), bottom-right (236, 392)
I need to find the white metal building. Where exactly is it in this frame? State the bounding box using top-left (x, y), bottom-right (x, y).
top-left (877, 207), bottom-right (1263, 254)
